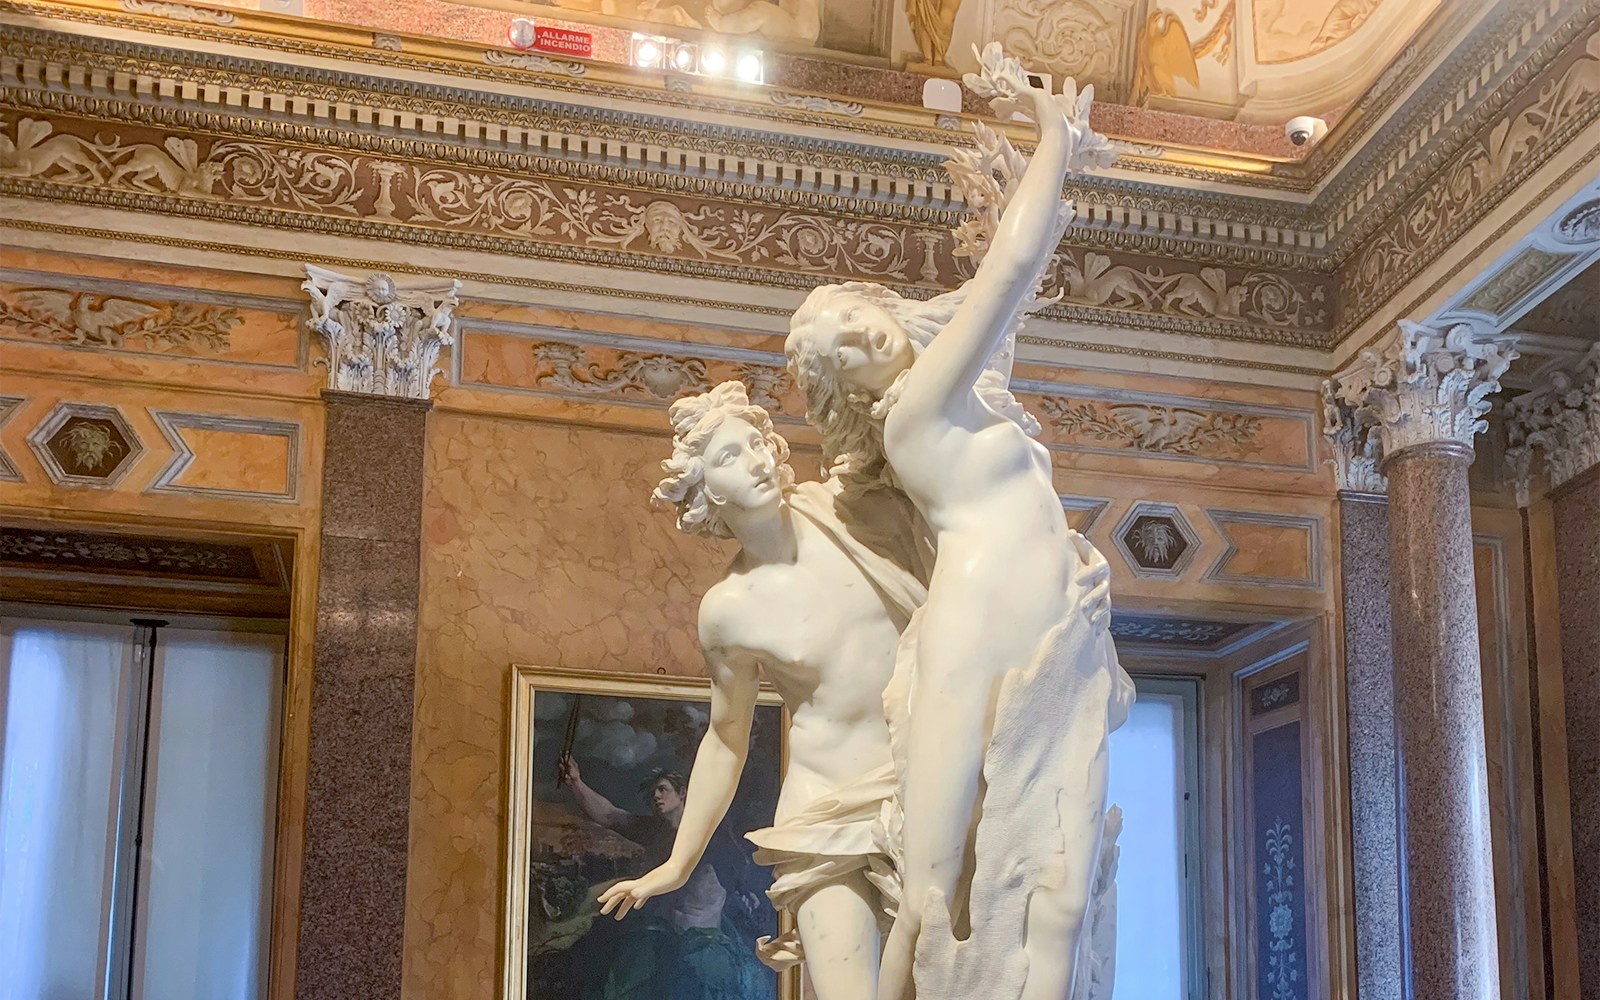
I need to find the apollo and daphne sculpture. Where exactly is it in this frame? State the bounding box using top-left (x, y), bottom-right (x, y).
top-left (598, 44), bottom-right (1135, 1000)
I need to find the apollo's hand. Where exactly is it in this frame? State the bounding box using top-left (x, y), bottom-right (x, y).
top-left (597, 863), bottom-right (690, 920)
top-left (1070, 531), bottom-right (1113, 630)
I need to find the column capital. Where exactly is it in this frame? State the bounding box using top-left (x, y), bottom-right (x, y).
top-left (1326, 320), bottom-right (1517, 464)
top-left (303, 264), bottom-right (460, 399)
top-left (1321, 381), bottom-right (1387, 495)
top-left (1506, 342), bottom-right (1600, 500)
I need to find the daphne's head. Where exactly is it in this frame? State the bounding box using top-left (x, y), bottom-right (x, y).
top-left (786, 283), bottom-right (959, 477)
top-left (653, 381), bottom-right (795, 538)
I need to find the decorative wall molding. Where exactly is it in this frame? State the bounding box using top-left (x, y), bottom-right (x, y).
top-left (0, 282), bottom-right (240, 352)
top-left (1506, 343), bottom-right (1600, 501)
top-left (531, 343), bottom-right (709, 401)
top-left (120, 0), bottom-right (235, 25)
top-left (147, 409), bottom-right (302, 502)
top-left (1112, 501), bottom-right (1202, 579)
top-left (303, 265), bottom-right (460, 398)
top-left (1325, 321), bottom-right (1517, 462)
top-left (1059, 493), bottom-right (1113, 534)
top-left (25, 400), bottom-right (145, 488)
top-left (0, 394), bottom-right (24, 482)
top-left (1203, 508), bottom-right (1324, 590)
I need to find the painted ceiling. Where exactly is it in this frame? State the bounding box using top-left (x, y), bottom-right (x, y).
top-left (246, 0), bottom-right (1446, 143)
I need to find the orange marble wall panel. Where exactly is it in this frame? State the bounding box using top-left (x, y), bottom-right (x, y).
top-left (407, 411), bottom-right (730, 1000)
top-left (0, 373), bottom-right (321, 529)
top-left (1202, 509), bottom-right (1321, 588)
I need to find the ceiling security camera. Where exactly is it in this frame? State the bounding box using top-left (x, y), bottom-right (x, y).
top-left (1285, 115), bottom-right (1328, 147)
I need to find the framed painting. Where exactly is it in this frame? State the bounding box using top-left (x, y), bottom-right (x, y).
top-left (502, 666), bottom-right (797, 1000)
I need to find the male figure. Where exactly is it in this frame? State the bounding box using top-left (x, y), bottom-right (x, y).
top-left (599, 381), bottom-right (926, 1000)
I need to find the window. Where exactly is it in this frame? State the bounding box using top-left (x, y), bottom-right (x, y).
top-left (0, 615), bottom-right (284, 1000)
top-left (1107, 674), bottom-right (1205, 1000)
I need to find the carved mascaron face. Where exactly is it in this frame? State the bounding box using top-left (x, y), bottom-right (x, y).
top-left (701, 416), bottom-right (783, 515)
top-left (805, 295), bottom-right (916, 396)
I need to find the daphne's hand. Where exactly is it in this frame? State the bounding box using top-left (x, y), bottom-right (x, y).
top-left (963, 42), bottom-right (1063, 128)
top-left (597, 863), bottom-right (690, 920)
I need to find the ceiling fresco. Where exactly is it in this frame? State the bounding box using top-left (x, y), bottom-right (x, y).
top-left (221, 0), bottom-right (1450, 153)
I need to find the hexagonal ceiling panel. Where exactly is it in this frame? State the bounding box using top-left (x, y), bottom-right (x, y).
top-left (1112, 502), bottom-right (1201, 579)
top-left (27, 402), bottom-right (145, 488)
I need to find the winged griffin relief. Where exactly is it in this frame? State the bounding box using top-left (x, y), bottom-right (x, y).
top-left (0, 118), bottom-right (220, 196)
top-left (0, 287), bottom-right (239, 352)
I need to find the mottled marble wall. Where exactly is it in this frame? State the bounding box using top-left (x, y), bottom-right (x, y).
top-left (403, 412), bottom-right (734, 999)
top-left (1551, 465), bottom-right (1600, 998)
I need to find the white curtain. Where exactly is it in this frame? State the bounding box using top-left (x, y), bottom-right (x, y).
top-left (133, 628), bottom-right (282, 1000)
top-left (1106, 687), bottom-right (1192, 999)
top-left (0, 618), bottom-right (130, 1000)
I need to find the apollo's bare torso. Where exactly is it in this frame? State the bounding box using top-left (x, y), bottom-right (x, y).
top-left (698, 511), bottom-right (901, 824)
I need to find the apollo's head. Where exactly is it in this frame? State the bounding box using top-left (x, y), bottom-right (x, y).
top-left (654, 381), bottom-right (795, 538)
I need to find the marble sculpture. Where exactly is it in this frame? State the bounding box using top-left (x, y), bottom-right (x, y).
top-left (601, 44), bottom-right (1134, 1000)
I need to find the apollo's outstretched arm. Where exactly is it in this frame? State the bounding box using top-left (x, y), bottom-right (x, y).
top-left (898, 47), bottom-right (1089, 422)
top-left (598, 644), bottom-right (759, 919)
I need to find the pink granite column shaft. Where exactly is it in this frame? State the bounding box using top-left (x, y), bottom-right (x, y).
top-left (1384, 442), bottom-right (1497, 1000)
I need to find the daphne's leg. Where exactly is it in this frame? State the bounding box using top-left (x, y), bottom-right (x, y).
top-left (877, 618), bottom-right (999, 1000)
top-left (798, 872), bottom-right (882, 1000)
top-left (1018, 738), bottom-right (1109, 1000)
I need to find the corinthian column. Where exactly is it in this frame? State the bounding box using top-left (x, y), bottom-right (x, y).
top-left (295, 266), bottom-right (458, 1000)
top-left (1325, 321), bottom-right (1516, 1000)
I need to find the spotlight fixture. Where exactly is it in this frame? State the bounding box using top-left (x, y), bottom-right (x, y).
top-left (735, 51), bottom-right (763, 83)
top-left (506, 17), bottom-right (535, 51)
top-left (631, 33), bottom-right (666, 70)
top-left (699, 47), bottom-right (728, 76)
top-left (670, 42), bottom-right (698, 73)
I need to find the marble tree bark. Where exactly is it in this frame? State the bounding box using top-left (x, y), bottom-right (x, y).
top-left (294, 267), bottom-right (459, 1000)
top-left (1325, 321), bottom-right (1516, 1000)
top-left (1507, 343), bottom-right (1600, 997)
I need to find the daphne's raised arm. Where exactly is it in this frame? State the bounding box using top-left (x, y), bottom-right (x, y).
top-left (898, 51), bottom-right (1096, 421)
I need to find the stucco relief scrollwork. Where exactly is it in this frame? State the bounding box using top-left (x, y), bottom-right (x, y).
top-left (1053, 250), bottom-right (1327, 329)
top-left (481, 49), bottom-right (587, 77)
top-left (0, 287), bottom-right (239, 352)
top-left (1038, 397), bottom-right (1264, 457)
top-left (768, 93), bottom-right (865, 117)
top-left (1346, 29), bottom-right (1600, 322)
top-left (532, 343), bottom-right (710, 400)
top-left (119, 0), bottom-right (235, 24)
top-left (996, 0), bottom-right (1131, 97)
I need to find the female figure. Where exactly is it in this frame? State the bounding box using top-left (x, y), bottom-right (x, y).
top-left (785, 53), bottom-right (1130, 1000)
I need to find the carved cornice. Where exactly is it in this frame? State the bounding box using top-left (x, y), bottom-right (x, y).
top-left (303, 265), bottom-right (459, 398)
top-left (1506, 343), bottom-right (1600, 500)
top-left (1325, 321), bottom-right (1517, 463)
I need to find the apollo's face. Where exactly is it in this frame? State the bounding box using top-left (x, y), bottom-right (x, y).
top-left (701, 417), bottom-right (782, 514)
top-left (811, 296), bottom-right (915, 395)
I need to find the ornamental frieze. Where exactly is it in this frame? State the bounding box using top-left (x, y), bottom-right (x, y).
top-left (0, 113), bottom-right (1336, 344)
top-left (1338, 26), bottom-right (1600, 335)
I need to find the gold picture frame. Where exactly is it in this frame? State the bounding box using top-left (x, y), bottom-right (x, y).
top-left (502, 665), bottom-right (797, 1000)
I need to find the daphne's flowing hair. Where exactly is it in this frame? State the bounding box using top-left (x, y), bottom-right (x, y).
top-left (786, 282), bottom-right (1038, 481)
top-left (653, 381), bottom-right (796, 538)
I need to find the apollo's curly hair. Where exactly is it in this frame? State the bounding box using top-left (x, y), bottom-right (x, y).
top-left (653, 381), bottom-right (796, 539)
top-left (786, 282), bottom-right (1035, 480)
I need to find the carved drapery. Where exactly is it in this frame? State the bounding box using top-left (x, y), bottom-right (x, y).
top-left (1325, 321), bottom-right (1517, 463)
top-left (1507, 342), bottom-right (1600, 500)
top-left (303, 265), bottom-right (460, 398)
